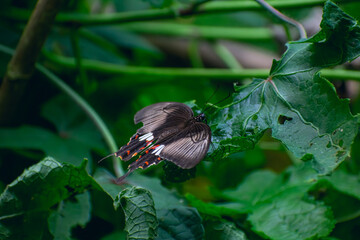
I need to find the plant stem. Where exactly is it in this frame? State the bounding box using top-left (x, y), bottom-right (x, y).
top-left (255, 0), bottom-right (307, 39)
top-left (0, 0), bottom-right (64, 125)
top-left (43, 52), bottom-right (360, 82)
top-left (36, 65), bottom-right (123, 177)
top-left (213, 42), bottom-right (243, 69)
top-left (188, 39), bottom-right (204, 68)
top-left (0, 44), bottom-right (124, 177)
top-left (2, 0), bottom-right (355, 26)
top-left (119, 23), bottom-right (273, 41)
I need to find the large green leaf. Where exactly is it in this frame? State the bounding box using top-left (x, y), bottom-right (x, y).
top-left (207, 1), bottom-right (360, 174)
top-left (221, 170), bottom-right (279, 205)
top-left (48, 191), bottom-right (91, 240)
top-left (115, 186), bottom-right (158, 240)
top-left (186, 194), bottom-right (248, 217)
top-left (0, 157), bottom-right (100, 239)
top-left (248, 186), bottom-right (336, 240)
top-left (195, 163), bottom-right (336, 239)
top-left (93, 168), bottom-right (181, 209)
top-left (204, 221), bottom-right (247, 240)
top-left (321, 170), bottom-right (360, 200)
top-left (309, 170), bottom-right (360, 222)
top-left (0, 95), bottom-right (105, 166)
top-left (156, 207), bottom-right (204, 240)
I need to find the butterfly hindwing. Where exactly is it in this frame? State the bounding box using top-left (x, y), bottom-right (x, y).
top-left (159, 122), bottom-right (211, 169)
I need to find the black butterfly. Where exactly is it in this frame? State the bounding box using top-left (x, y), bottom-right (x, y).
top-left (110, 102), bottom-right (211, 183)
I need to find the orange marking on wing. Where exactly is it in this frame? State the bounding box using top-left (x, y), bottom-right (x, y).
top-left (157, 157), bottom-right (161, 161)
top-left (132, 152), bottom-right (138, 157)
top-left (135, 135), bottom-right (139, 139)
top-left (145, 150), bottom-right (149, 154)
top-left (145, 161), bottom-right (149, 165)
top-left (126, 150), bottom-right (130, 155)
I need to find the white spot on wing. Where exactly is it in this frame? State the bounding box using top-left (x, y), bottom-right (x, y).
top-left (139, 132), bottom-right (153, 141)
top-left (152, 145), bottom-right (165, 156)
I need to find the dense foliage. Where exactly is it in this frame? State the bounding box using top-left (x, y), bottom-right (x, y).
top-left (1, 0), bottom-right (360, 239)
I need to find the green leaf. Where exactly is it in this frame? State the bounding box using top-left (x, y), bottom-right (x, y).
top-left (186, 194), bottom-right (248, 217)
top-left (115, 186), bottom-right (158, 240)
top-left (0, 95), bottom-right (105, 165)
top-left (208, 1), bottom-right (360, 174)
top-left (162, 161), bottom-right (196, 183)
top-left (222, 164), bottom-right (319, 204)
top-left (156, 207), bottom-right (204, 240)
top-left (222, 170), bottom-right (279, 205)
top-left (204, 221), bottom-right (248, 240)
top-left (90, 26), bottom-right (160, 54)
top-left (322, 170), bottom-right (360, 200)
top-left (309, 170), bottom-right (360, 222)
top-left (248, 186), bottom-right (336, 240)
top-left (93, 168), bottom-right (181, 209)
top-left (101, 231), bottom-right (127, 240)
top-left (144, 0), bottom-right (174, 8)
top-left (0, 157), bottom-right (100, 239)
top-left (48, 191), bottom-right (91, 240)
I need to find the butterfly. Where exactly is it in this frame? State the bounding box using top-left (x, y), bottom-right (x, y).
top-left (108, 102), bottom-right (211, 183)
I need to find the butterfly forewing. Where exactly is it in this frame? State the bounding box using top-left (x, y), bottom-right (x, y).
top-left (159, 122), bottom-right (211, 169)
top-left (134, 102), bottom-right (193, 136)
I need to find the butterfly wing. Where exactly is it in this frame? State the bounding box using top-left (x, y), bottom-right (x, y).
top-left (159, 122), bottom-right (211, 169)
top-left (134, 102), bottom-right (193, 136)
top-left (114, 102), bottom-right (193, 162)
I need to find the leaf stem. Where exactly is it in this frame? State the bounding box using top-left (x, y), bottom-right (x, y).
top-left (118, 23), bottom-right (273, 41)
top-left (0, 44), bottom-right (124, 177)
top-left (213, 42), bottom-right (243, 69)
top-left (43, 52), bottom-right (360, 82)
top-left (255, 0), bottom-right (307, 39)
top-left (188, 39), bottom-right (204, 68)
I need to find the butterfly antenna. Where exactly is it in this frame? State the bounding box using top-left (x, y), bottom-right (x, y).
top-left (98, 152), bottom-right (115, 164)
top-left (201, 84), bottom-right (220, 114)
top-left (203, 90), bottom-right (232, 113)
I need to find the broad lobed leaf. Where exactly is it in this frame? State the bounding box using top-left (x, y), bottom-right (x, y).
top-left (48, 192), bottom-right (91, 240)
top-left (248, 186), bottom-right (336, 240)
top-left (207, 1), bottom-right (360, 174)
top-left (0, 157), bottom-right (100, 239)
top-left (0, 95), bottom-right (105, 166)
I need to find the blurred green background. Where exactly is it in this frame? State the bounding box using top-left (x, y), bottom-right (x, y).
top-left (1, 0), bottom-right (360, 239)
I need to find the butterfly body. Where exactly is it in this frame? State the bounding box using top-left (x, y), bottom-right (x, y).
top-left (113, 102), bottom-right (211, 182)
